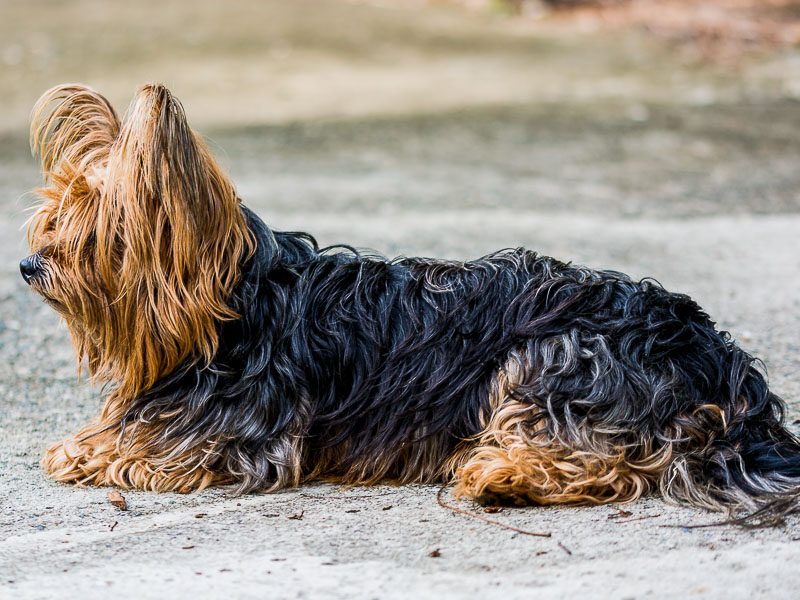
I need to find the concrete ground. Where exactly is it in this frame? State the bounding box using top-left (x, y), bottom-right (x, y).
top-left (1, 1), bottom-right (799, 598)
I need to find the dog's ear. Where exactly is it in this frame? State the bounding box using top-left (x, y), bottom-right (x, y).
top-left (31, 84), bottom-right (120, 178)
top-left (29, 85), bottom-right (120, 251)
top-left (95, 84), bottom-right (254, 396)
top-left (107, 83), bottom-right (233, 245)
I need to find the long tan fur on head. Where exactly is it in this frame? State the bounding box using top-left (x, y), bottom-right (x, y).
top-left (29, 83), bottom-right (255, 409)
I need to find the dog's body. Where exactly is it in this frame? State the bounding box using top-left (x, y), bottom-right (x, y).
top-left (23, 84), bottom-right (800, 521)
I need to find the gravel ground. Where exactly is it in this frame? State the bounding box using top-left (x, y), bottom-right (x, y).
top-left (1, 2), bottom-right (800, 599)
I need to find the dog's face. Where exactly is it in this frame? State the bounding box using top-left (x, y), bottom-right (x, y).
top-left (24, 84), bottom-right (253, 397)
top-left (23, 85), bottom-right (118, 324)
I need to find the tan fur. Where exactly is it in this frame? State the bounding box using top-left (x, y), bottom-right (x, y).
top-left (454, 350), bottom-right (673, 505)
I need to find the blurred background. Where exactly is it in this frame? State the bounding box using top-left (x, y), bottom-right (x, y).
top-left (3, 0), bottom-right (800, 130)
top-left (3, 1), bottom-right (800, 230)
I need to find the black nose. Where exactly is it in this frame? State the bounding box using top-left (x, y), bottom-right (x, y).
top-left (20, 254), bottom-right (40, 283)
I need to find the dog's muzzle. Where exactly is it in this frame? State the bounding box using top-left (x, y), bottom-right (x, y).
top-left (19, 254), bottom-right (42, 283)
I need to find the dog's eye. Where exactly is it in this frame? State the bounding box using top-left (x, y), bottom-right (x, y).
top-left (41, 233), bottom-right (97, 260)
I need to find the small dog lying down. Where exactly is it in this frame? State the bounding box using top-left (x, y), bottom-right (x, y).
top-left (21, 83), bottom-right (800, 524)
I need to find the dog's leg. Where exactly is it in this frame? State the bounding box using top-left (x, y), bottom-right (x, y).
top-left (454, 399), bottom-right (670, 505)
top-left (453, 338), bottom-right (672, 506)
top-left (43, 420), bottom-right (227, 492)
top-left (43, 422), bottom-right (120, 486)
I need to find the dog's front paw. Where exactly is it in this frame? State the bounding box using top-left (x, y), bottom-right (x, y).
top-left (42, 438), bottom-right (80, 481)
top-left (42, 437), bottom-right (111, 485)
top-left (42, 423), bottom-right (227, 491)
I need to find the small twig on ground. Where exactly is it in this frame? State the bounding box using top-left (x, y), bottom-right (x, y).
top-left (300, 491), bottom-right (396, 500)
top-left (660, 522), bottom-right (720, 530)
top-left (616, 514), bottom-right (661, 524)
top-left (436, 484), bottom-right (551, 538)
top-left (557, 541), bottom-right (573, 555)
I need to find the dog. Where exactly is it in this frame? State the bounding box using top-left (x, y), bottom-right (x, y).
top-left (22, 83), bottom-right (800, 524)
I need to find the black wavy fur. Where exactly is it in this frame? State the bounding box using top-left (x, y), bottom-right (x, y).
top-left (117, 207), bottom-right (800, 525)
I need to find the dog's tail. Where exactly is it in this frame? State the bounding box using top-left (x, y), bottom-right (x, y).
top-left (659, 342), bottom-right (800, 527)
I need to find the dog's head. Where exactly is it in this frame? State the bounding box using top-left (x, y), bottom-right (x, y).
top-left (24, 84), bottom-right (254, 397)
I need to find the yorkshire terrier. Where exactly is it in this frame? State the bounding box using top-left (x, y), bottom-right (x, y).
top-left (22, 83), bottom-right (800, 523)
